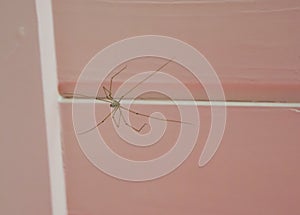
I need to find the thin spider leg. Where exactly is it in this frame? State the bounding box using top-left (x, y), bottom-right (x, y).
top-left (62, 92), bottom-right (112, 103)
top-left (118, 58), bottom-right (173, 102)
top-left (119, 106), bottom-right (192, 125)
top-left (78, 108), bottom-right (117, 135)
top-left (112, 108), bottom-right (122, 128)
top-left (117, 108), bottom-right (122, 127)
top-left (102, 65), bottom-right (127, 99)
top-left (109, 65), bottom-right (127, 97)
top-left (112, 113), bottom-right (118, 128)
top-left (119, 108), bottom-right (147, 132)
top-left (103, 86), bottom-right (112, 99)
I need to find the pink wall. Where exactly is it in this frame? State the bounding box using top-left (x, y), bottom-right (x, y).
top-left (54, 0), bottom-right (300, 102)
top-left (54, 1), bottom-right (300, 214)
top-left (0, 0), bottom-right (52, 214)
top-left (60, 104), bottom-right (300, 215)
top-left (1, 1), bottom-right (299, 215)
top-left (0, 0), bottom-right (66, 214)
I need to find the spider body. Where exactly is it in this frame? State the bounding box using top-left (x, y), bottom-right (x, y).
top-left (110, 99), bottom-right (120, 108)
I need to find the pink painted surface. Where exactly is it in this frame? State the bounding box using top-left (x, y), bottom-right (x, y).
top-left (53, 1), bottom-right (300, 214)
top-left (53, 0), bottom-right (300, 102)
top-left (0, 0), bottom-right (52, 214)
top-left (60, 103), bottom-right (300, 215)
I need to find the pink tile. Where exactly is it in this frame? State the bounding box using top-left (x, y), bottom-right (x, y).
top-left (60, 102), bottom-right (300, 215)
top-left (54, 1), bottom-right (300, 214)
top-left (53, 0), bottom-right (300, 102)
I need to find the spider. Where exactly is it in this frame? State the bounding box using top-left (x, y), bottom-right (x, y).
top-left (63, 59), bottom-right (189, 134)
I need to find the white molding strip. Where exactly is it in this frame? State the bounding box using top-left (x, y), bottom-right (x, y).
top-left (36, 1), bottom-right (67, 215)
top-left (60, 97), bottom-right (300, 108)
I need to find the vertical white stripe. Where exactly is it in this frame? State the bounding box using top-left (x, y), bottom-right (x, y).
top-left (35, 1), bottom-right (67, 214)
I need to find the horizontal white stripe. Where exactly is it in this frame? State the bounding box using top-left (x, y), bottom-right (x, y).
top-left (59, 96), bottom-right (300, 108)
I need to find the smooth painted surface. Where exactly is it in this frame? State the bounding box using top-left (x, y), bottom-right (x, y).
top-left (53, 0), bottom-right (300, 102)
top-left (60, 102), bottom-right (300, 215)
top-left (1, 1), bottom-right (54, 214)
top-left (36, 0), bottom-right (67, 214)
top-left (53, 1), bottom-right (300, 214)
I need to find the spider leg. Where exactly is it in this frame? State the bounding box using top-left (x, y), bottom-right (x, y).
top-left (119, 108), bottom-right (147, 133)
top-left (78, 108), bottom-right (116, 135)
top-left (103, 86), bottom-right (112, 99)
top-left (102, 65), bottom-right (127, 99)
top-left (109, 65), bottom-right (127, 96)
top-left (119, 106), bottom-right (191, 125)
top-left (62, 92), bottom-right (112, 103)
top-left (119, 59), bottom-right (172, 101)
top-left (112, 108), bottom-right (122, 128)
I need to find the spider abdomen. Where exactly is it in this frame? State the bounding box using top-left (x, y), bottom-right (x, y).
top-left (110, 100), bottom-right (120, 108)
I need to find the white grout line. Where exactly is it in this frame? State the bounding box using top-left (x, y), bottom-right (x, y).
top-left (59, 96), bottom-right (300, 108)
